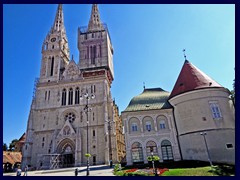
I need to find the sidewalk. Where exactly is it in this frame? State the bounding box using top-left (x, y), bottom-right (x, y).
top-left (3, 165), bottom-right (115, 176)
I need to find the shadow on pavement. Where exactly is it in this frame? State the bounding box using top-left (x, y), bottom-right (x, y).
top-left (78, 165), bottom-right (113, 173)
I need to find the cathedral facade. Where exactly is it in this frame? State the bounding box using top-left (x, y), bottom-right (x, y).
top-left (21, 4), bottom-right (235, 169)
top-left (22, 4), bottom-right (120, 169)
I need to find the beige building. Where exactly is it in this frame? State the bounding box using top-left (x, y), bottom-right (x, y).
top-left (123, 60), bottom-right (235, 165)
top-left (122, 88), bottom-right (181, 165)
top-left (22, 4), bottom-right (121, 169)
top-left (113, 101), bottom-right (126, 163)
top-left (14, 133), bottom-right (26, 153)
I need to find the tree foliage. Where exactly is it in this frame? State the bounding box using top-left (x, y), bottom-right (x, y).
top-left (230, 78), bottom-right (235, 106)
top-left (3, 143), bottom-right (8, 151)
top-left (147, 155), bottom-right (160, 161)
top-left (85, 153), bottom-right (91, 158)
top-left (8, 139), bottom-right (18, 151)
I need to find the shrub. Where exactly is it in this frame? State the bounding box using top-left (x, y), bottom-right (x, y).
top-left (114, 163), bottom-right (122, 172)
top-left (85, 153), bottom-right (91, 158)
top-left (147, 155), bottom-right (160, 161)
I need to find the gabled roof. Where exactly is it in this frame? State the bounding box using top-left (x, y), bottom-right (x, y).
top-left (3, 151), bottom-right (22, 164)
top-left (123, 88), bottom-right (172, 112)
top-left (169, 60), bottom-right (222, 99)
top-left (18, 133), bottom-right (26, 143)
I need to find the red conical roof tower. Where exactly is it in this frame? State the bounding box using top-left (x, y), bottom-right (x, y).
top-left (169, 60), bottom-right (222, 99)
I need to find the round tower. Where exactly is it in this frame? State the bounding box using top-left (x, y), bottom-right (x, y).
top-left (168, 60), bottom-right (235, 165)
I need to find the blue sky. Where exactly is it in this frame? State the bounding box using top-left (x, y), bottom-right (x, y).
top-left (3, 4), bottom-right (235, 146)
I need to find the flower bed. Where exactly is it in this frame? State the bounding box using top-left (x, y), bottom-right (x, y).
top-left (118, 168), bottom-right (169, 176)
top-left (125, 168), bottom-right (138, 173)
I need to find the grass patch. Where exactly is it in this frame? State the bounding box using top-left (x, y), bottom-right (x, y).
top-left (161, 167), bottom-right (215, 176)
top-left (114, 163), bottom-right (235, 176)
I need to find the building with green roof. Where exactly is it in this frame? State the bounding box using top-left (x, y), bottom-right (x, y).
top-left (122, 88), bottom-right (181, 165)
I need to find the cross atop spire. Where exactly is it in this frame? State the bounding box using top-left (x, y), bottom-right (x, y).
top-left (87, 4), bottom-right (104, 32)
top-left (183, 49), bottom-right (187, 61)
top-left (52, 4), bottom-right (65, 32)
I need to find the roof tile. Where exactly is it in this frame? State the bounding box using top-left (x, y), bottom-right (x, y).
top-left (169, 60), bottom-right (222, 99)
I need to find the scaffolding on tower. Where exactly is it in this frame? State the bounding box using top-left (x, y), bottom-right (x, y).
top-left (32, 77), bottom-right (39, 99)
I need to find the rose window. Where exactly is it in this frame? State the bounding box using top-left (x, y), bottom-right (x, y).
top-left (64, 112), bottom-right (76, 123)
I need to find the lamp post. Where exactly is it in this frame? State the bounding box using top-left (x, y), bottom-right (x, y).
top-left (150, 147), bottom-right (158, 176)
top-left (81, 90), bottom-right (95, 176)
top-left (200, 132), bottom-right (213, 167)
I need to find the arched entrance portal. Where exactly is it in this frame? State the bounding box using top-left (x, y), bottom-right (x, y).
top-left (57, 138), bottom-right (75, 168)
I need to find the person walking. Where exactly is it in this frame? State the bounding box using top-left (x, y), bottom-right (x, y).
top-left (75, 168), bottom-right (78, 176)
top-left (23, 165), bottom-right (28, 176)
top-left (16, 166), bottom-right (22, 176)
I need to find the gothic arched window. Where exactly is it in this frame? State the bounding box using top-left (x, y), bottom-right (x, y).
top-left (62, 89), bottom-right (66, 106)
top-left (75, 87), bottom-right (80, 104)
top-left (99, 45), bottom-right (101, 57)
top-left (87, 46), bottom-right (89, 59)
top-left (50, 57), bottom-right (54, 76)
top-left (68, 88), bottom-right (73, 105)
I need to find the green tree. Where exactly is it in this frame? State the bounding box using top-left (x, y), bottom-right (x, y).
top-left (85, 153), bottom-right (91, 158)
top-left (8, 139), bottom-right (18, 151)
top-left (230, 78), bottom-right (235, 106)
top-left (3, 143), bottom-right (8, 151)
top-left (147, 155), bottom-right (160, 161)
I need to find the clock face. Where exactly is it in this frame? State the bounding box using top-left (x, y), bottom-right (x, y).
top-left (51, 38), bottom-right (56, 42)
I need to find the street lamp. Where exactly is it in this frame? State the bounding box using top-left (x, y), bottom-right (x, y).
top-left (150, 147), bottom-right (158, 176)
top-left (200, 132), bottom-right (213, 167)
top-left (106, 119), bottom-right (113, 168)
top-left (81, 90), bottom-right (95, 176)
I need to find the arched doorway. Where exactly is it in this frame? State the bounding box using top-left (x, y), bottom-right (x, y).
top-left (62, 145), bottom-right (74, 167)
top-left (57, 138), bottom-right (75, 167)
top-left (131, 142), bottom-right (144, 164)
top-left (161, 140), bottom-right (174, 161)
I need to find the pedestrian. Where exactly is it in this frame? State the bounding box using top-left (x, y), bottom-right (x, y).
top-left (109, 160), bottom-right (113, 168)
top-left (75, 168), bottom-right (78, 176)
top-left (23, 165), bottom-right (28, 176)
top-left (16, 166), bottom-right (22, 176)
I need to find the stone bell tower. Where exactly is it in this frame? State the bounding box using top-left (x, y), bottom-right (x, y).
top-left (40, 4), bottom-right (70, 83)
top-left (78, 4), bottom-right (114, 85)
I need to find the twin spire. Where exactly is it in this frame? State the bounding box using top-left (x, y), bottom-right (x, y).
top-left (52, 4), bottom-right (65, 32)
top-left (87, 4), bottom-right (104, 32)
top-left (52, 4), bottom-right (103, 33)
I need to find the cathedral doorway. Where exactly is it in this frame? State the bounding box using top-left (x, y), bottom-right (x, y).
top-left (57, 138), bottom-right (75, 168)
top-left (62, 146), bottom-right (74, 167)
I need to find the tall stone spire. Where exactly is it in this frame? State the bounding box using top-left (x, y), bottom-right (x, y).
top-left (87, 4), bottom-right (104, 32)
top-left (52, 4), bottom-right (65, 32)
top-left (40, 4), bottom-right (70, 83)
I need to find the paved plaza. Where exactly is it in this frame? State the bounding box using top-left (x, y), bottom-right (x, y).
top-left (3, 165), bottom-right (115, 176)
